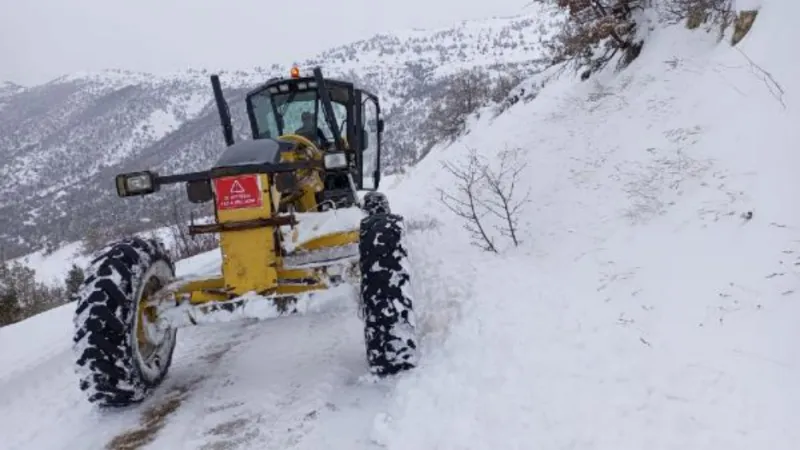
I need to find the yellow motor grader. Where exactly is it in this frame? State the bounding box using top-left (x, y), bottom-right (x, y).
top-left (72, 67), bottom-right (418, 407)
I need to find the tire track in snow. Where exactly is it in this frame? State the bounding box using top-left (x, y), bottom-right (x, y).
top-left (113, 212), bottom-right (458, 449)
top-left (105, 378), bottom-right (204, 450)
top-left (0, 316), bottom-right (254, 450)
top-left (103, 323), bottom-right (252, 450)
top-left (140, 290), bottom-right (380, 450)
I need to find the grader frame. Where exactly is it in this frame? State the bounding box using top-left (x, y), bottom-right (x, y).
top-left (115, 67), bottom-right (384, 325)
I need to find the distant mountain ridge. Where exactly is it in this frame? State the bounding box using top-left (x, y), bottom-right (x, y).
top-left (0, 5), bottom-right (564, 259)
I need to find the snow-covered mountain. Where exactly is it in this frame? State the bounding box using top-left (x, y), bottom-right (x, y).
top-left (0, 81), bottom-right (23, 97)
top-left (0, 82), bottom-right (23, 115)
top-left (0, 8), bottom-right (563, 259)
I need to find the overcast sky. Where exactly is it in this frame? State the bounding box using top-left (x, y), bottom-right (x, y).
top-left (0, 0), bottom-right (528, 85)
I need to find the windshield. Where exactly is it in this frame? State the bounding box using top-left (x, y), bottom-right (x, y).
top-left (249, 88), bottom-right (347, 144)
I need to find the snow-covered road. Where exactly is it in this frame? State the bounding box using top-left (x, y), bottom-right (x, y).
top-left (0, 241), bottom-right (417, 450)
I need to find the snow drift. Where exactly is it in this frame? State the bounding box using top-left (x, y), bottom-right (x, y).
top-left (374, 2), bottom-right (800, 449)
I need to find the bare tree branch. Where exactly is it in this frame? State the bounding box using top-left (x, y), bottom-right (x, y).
top-left (735, 47), bottom-right (787, 110)
top-left (478, 147), bottom-right (532, 247)
top-left (537, 0), bottom-right (644, 76)
top-left (158, 188), bottom-right (219, 261)
top-left (438, 146), bottom-right (532, 252)
top-left (437, 149), bottom-right (499, 253)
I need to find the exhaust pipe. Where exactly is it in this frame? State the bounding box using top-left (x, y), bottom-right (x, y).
top-left (210, 74), bottom-right (235, 147)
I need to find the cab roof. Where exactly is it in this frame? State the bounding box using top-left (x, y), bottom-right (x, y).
top-left (245, 74), bottom-right (374, 105)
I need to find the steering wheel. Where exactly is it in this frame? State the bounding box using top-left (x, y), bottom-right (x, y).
top-left (279, 132), bottom-right (349, 154)
top-left (277, 134), bottom-right (326, 195)
top-left (278, 134), bottom-right (323, 160)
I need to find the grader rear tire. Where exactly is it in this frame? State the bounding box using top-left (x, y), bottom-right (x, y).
top-left (72, 237), bottom-right (178, 407)
top-left (359, 213), bottom-right (418, 375)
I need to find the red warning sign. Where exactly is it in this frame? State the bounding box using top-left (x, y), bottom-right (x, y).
top-left (213, 174), bottom-right (263, 210)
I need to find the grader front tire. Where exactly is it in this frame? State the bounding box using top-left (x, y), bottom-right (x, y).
top-left (72, 237), bottom-right (178, 407)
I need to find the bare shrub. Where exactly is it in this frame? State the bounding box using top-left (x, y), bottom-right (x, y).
top-left (81, 222), bottom-right (138, 255)
top-left (734, 47), bottom-right (786, 109)
top-left (490, 73), bottom-right (525, 104)
top-left (438, 149), bottom-right (498, 253)
top-left (438, 147), bottom-right (531, 252)
top-left (495, 63), bottom-right (570, 115)
top-left (425, 68), bottom-right (530, 145)
top-left (424, 68), bottom-right (493, 142)
top-left (161, 191), bottom-right (218, 261)
top-left (479, 148), bottom-right (532, 247)
top-left (537, 0), bottom-right (646, 78)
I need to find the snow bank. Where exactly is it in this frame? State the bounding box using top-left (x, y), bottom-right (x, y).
top-left (375, 2), bottom-right (800, 448)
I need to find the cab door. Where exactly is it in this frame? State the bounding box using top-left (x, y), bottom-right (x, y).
top-left (358, 92), bottom-right (383, 190)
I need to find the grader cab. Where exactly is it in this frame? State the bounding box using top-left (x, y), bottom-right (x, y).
top-left (72, 67), bottom-right (418, 407)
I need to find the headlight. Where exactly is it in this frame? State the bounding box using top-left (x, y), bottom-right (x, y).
top-left (323, 152), bottom-right (347, 170)
top-left (126, 174), bottom-right (152, 191)
top-left (115, 171), bottom-right (160, 197)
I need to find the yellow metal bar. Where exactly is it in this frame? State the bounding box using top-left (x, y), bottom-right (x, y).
top-left (173, 277), bottom-right (226, 293)
top-left (276, 267), bottom-right (318, 280)
top-left (168, 263), bottom-right (341, 307)
top-left (189, 290), bottom-right (230, 304)
top-left (276, 284), bottom-right (327, 295)
top-left (170, 277), bottom-right (230, 304)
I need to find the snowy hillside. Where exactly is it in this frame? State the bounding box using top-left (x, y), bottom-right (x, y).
top-left (2, 0), bottom-right (799, 449)
top-left (0, 7), bottom-right (563, 260)
top-left (374, 3), bottom-right (800, 447)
